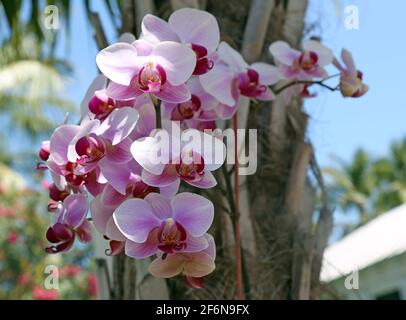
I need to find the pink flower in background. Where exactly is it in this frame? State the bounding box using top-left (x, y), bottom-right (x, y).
top-left (0, 206), bottom-right (15, 218)
top-left (269, 40), bottom-right (333, 80)
top-left (32, 286), bottom-right (59, 300)
top-left (96, 40), bottom-right (196, 103)
top-left (113, 193), bottom-right (213, 259)
top-left (141, 8), bottom-right (220, 75)
top-left (87, 273), bottom-right (98, 297)
top-left (131, 127), bottom-right (226, 189)
top-left (200, 42), bottom-right (279, 111)
top-left (17, 274), bottom-right (31, 286)
top-left (61, 264), bottom-right (82, 277)
top-left (333, 48), bottom-right (368, 98)
top-left (148, 233), bottom-right (215, 280)
top-left (6, 231), bottom-right (19, 244)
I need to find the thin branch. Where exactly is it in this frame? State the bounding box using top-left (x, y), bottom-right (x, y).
top-left (222, 165), bottom-right (236, 216)
top-left (233, 113), bottom-right (244, 300)
top-left (274, 75), bottom-right (340, 95)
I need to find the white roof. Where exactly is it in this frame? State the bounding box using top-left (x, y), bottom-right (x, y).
top-left (320, 203), bottom-right (406, 282)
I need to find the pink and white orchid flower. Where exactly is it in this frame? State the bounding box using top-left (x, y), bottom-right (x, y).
top-left (49, 107), bottom-right (139, 194)
top-left (131, 126), bottom-right (226, 189)
top-left (96, 39), bottom-right (196, 103)
top-left (269, 40), bottom-right (333, 80)
top-left (200, 42), bottom-right (280, 108)
top-left (333, 48), bottom-right (368, 98)
top-left (113, 193), bottom-right (213, 259)
top-left (140, 8), bottom-right (220, 75)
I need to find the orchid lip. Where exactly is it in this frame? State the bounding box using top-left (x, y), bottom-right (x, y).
top-left (238, 69), bottom-right (267, 98)
top-left (175, 152), bottom-right (205, 181)
top-left (190, 43), bottom-right (214, 75)
top-left (75, 134), bottom-right (106, 166)
top-left (127, 180), bottom-right (159, 199)
top-left (296, 50), bottom-right (319, 71)
top-left (89, 95), bottom-right (115, 117)
top-left (172, 95), bottom-right (202, 121)
top-left (157, 219), bottom-right (187, 253)
top-left (138, 62), bottom-right (167, 92)
top-left (63, 162), bottom-right (88, 186)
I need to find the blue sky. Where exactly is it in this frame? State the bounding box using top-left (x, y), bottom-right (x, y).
top-left (305, 0), bottom-right (406, 167)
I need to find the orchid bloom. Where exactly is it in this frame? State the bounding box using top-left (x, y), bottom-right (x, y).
top-left (200, 42), bottom-right (280, 109)
top-left (113, 193), bottom-right (213, 259)
top-left (49, 107), bottom-right (139, 194)
top-left (333, 48), bottom-right (368, 98)
top-left (140, 8), bottom-right (220, 75)
top-left (46, 194), bottom-right (91, 253)
top-left (81, 32), bottom-right (140, 120)
top-left (161, 77), bottom-right (235, 130)
top-left (96, 39), bottom-right (196, 104)
top-left (269, 40), bottom-right (333, 80)
top-left (131, 127), bottom-right (226, 189)
top-left (148, 233), bottom-right (215, 280)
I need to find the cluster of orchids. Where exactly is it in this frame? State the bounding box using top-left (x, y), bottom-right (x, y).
top-left (37, 8), bottom-right (367, 288)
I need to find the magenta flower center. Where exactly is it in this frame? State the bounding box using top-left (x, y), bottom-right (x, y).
top-left (63, 162), bottom-right (88, 186)
top-left (127, 179), bottom-right (159, 199)
top-left (49, 183), bottom-right (69, 202)
top-left (238, 69), bottom-right (267, 98)
top-left (157, 218), bottom-right (187, 253)
top-left (295, 51), bottom-right (318, 71)
top-left (39, 141), bottom-right (50, 161)
top-left (191, 44), bottom-right (214, 76)
top-left (138, 62), bottom-right (167, 92)
top-left (88, 95), bottom-right (115, 119)
top-left (175, 152), bottom-right (205, 181)
top-left (75, 134), bottom-right (106, 165)
top-left (172, 95), bottom-right (201, 121)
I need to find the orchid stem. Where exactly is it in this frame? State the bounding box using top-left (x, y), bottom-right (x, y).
top-left (274, 73), bottom-right (340, 95)
top-left (233, 113), bottom-right (244, 300)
